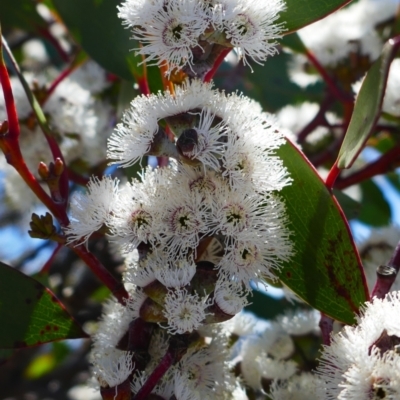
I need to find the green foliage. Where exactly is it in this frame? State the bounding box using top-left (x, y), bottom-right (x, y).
top-left (0, 0), bottom-right (47, 32)
top-left (358, 180), bottom-right (392, 227)
top-left (0, 262), bottom-right (87, 349)
top-left (51, 0), bottom-right (163, 91)
top-left (279, 0), bottom-right (354, 33)
top-left (338, 40), bottom-right (400, 169)
top-left (276, 141), bottom-right (369, 324)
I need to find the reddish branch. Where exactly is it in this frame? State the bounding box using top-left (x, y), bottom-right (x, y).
top-left (37, 27), bottom-right (70, 63)
top-left (73, 246), bottom-right (129, 303)
top-left (371, 242), bottom-right (400, 299)
top-left (2, 36), bottom-right (70, 205)
top-left (0, 36), bottom-right (128, 305)
top-left (46, 64), bottom-right (77, 98)
top-left (325, 160), bottom-right (341, 190)
top-left (40, 243), bottom-right (63, 274)
top-left (305, 50), bottom-right (353, 104)
top-left (334, 145), bottom-right (400, 189)
top-left (133, 349), bottom-right (175, 400)
top-left (319, 313), bottom-right (334, 345)
top-left (204, 48), bottom-right (231, 83)
top-left (297, 94), bottom-right (335, 143)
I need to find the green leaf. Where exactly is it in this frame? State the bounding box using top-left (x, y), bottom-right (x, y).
top-left (337, 40), bottom-right (399, 169)
top-left (280, 32), bottom-right (308, 54)
top-left (279, 0), bottom-right (354, 34)
top-left (358, 180), bottom-right (391, 227)
top-left (0, 262), bottom-right (87, 349)
top-left (51, 0), bottom-right (162, 88)
top-left (333, 189), bottom-right (361, 221)
top-left (0, 0), bottom-right (47, 32)
top-left (276, 141), bottom-right (369, 324)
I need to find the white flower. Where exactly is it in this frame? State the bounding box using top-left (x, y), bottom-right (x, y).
top-left (214, 280), bottom-right (249, 315)
top-left (316, 291), bottom-right (400, 399)
top-left (69, 60), bottom-right (111, 94)
top-left (66, 176), bottom-right (119, 244)
top-left (109, 79), bottom-right (291, 193)
top-left (177, 164), bottom-right (222, 206)
top-left (91, 348), bottom-right (134, 388)
top-left (125, 288), bottom-right (148, 317)
top-left (163, 288), bottom-right (210, 334)
top-left (221, 311), bottom-right (258, 337)
top-left (118, 0), bottom-right (209, 73)
top-left (108, 94), bottom-right (163, 167)
top-left (162, 191), bottom-right (207, 256)
top-left (298, 0), bottom-right (398, 67)
top-left (269, 372), bottom-right (321, 400)
top-left (92, 297), bottom-right (132, 350)
top-left (44, 78), bottom-right (97, 137)
top-left (124, 252), bottom-right (156, 287)
top-left (153, 256), bottom-right (197, 288)
top-left (215, 0), bottom-right (286, 67)
top-left (108, 177), bottom-right (163, 252)
top-left (240, 335), bottom-right (297, 389)
top-left (274, 309), bottom-right (320, 336)
top-left (174, 346), bottom-right (235, 400)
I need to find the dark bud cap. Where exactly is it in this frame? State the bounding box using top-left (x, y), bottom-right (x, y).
top-left (176, 128), bottom-right (198, 157)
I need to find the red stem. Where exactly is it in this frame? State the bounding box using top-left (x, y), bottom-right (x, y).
top-left (133, 349), bottom-right (175, 399)
top-left (204, 48), bottom-right (231, 83)
top-left (305, 50), bottom-right (352, 104)
top-left (46, 65), bottom-right (76, 98)
top-left (136, 75), bottom-right (151, 96)
top-left (3, 35), bottom-right (70, 206)
top-left (72, 245), bottom-right (129, 304)
top-left (335, 145), bottom-right (400, 189)
top-left (0, 44), bottom-right (20, 139)
top-left (371, 241), bottom-right (400, 299)
top-left (319, 313), bottom-right (333, 345)
top-left (325, 160), bottom-right (341, 190)
top-left (40, 243), bottom-right (63, 274)
top-left (1, 39), bottom-right (127, 301)
top-left (37, 27), bottom-right (69, 63)
top-left (297, 94), bottom-right (334, 143)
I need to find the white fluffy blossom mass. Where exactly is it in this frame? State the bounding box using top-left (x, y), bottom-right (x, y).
top-left (317, 291), bottom-right (400, 399)
top-left (68, 79), bottom-right (293, 322)
top-left (118, 0), bottom-right (286, 75)
top-left (67, 78), bottom-right (294, 396)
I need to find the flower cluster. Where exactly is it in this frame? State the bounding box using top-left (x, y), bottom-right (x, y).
top-left (317, 291), bottom-right (400, 399)
top-left (68, 79), bottom-right (293, 329)
top-left (118, 0), bottom-right (286, 76)
top-left (67, 78), bottom-right (294, 396)
top-left (289, 0), bottom-right (398, 89)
